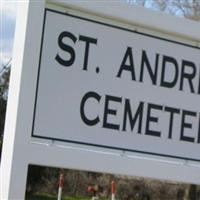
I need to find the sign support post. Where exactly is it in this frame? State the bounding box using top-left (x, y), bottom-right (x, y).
top-left (0, 1), bottom-right (45, 199)
top-left (57, 172), bottom-right (64, 200)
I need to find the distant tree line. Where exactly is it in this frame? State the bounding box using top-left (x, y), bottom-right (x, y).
top-left (0, 59), bottom-right (10, 155)
top-left (127, 0), bottom-right (200, 21)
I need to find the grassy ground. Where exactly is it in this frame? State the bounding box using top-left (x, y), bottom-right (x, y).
top-left (26, 193), bottom-right (92, 200)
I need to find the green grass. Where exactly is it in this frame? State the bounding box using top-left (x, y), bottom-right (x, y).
top-left (26, 193), bottom-right (92, 200)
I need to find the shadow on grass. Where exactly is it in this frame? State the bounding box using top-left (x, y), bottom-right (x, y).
top-left (26, 194), bottom-right (56, 200)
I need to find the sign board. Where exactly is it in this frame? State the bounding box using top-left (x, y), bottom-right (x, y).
top-left (1, 1), bottom-right (200, 199)
top-left (33, 8), bottom-right (200, 161)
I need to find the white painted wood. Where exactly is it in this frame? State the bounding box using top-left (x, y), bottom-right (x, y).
top-left (0, 0), bottom-right (45, 199)
top-left (47, 0), bottom-right (200, 42)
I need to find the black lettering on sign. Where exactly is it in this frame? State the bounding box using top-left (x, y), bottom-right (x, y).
top-left (122, 99), bottom-right (144, 133)
top-left (55, 31), bottom-right (77, 67)
top-left (80, 91), bottom-right (101, 126)
top-left (116, 47), bottom-right (136, 80)
top-left (165, 106), bottom-right (180, 139)
top-left (160, 55), bottom-right (179, 88)
top-left (55, 31), bottom-right (98, 71)
top-left (145, 103), bottom-right (163, 137)
top-left (103, 95), bottom-right (122, 130)
top-left (79, 35), bottom-right (98, 71)
top-left (180, 110), bottom-right (196, 143)
top-left (180, 60), bottom-right (196, 93)
top-left (139, 50), bottom-right (159, 85)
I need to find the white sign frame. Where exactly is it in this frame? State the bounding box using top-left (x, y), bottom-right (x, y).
top-left (1, 1), bottom-right (200, 199)
top-left (33, 7), bottom-right (200, 162)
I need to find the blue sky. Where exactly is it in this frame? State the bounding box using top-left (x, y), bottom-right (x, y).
top-left (0, 1), bottom-right (17, 68)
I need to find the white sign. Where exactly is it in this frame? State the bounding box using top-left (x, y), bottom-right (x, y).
top-left (1, 1), bottom-right (200, 199)
top-left (33, 8), bottom-right (200, 162)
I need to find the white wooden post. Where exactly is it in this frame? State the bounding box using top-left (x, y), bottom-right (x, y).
top-left (0, 0), bottom-right (45, 199)
top-left (111, 181), bottom-right (116, 200)
top-left (57, 173), bottom-right (64, 200)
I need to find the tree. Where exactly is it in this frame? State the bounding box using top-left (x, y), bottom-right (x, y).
top-left (141, 0), bottom-right (200, 21)
top-left (167, 0), bottom-right (200, 21)
top-left (0, 60), bottom-right (11, 155)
